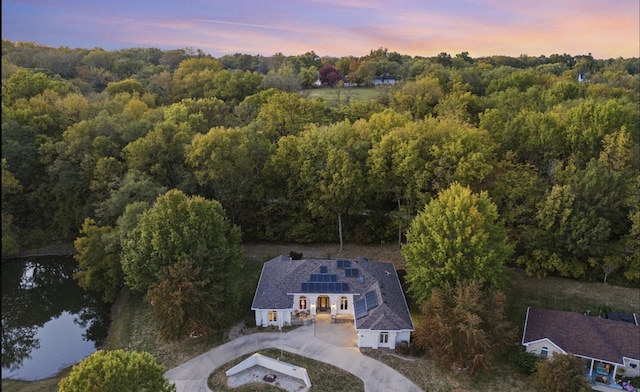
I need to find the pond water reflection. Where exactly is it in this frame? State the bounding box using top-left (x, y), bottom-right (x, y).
top-left (1, 255), bottom-right (110, 381)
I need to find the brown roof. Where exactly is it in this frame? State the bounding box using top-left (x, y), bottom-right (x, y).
top-left (522, 308), bottom-right (640, 364)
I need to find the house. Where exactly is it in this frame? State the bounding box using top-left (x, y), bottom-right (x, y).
top-left (251, 255), bottom-right (414, 349)
top-left (372, 75), bottom-right (397, 86)
top-left (578, 72), bottom-right (588, 83)
top-left (522, 307), bottom-right (640, 386)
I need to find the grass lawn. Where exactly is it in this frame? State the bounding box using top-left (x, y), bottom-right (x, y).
top-left (300, 87), bottom-right (386, 107)
top-left (4, 244), bottom-right (639, 392)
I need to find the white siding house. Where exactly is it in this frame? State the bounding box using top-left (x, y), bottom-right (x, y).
top-left (251, 256), bottom-right (414, 350)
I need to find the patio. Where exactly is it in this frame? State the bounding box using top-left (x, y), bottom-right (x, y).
top-left (292, 310), bottom-right (311, 326)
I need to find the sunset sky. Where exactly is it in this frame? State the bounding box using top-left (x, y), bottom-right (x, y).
top-left (2, 0), bottom-right (638, 59)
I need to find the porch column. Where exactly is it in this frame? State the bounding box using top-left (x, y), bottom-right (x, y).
top-left (589, 360), bottom-right (594, 376)
top-left (388, 332), bottom-right (398, 349)
top-left (310, 298), bottom-right (317, 322)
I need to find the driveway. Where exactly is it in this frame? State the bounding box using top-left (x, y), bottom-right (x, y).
top-left (164, 320), bottom-right (422, 392)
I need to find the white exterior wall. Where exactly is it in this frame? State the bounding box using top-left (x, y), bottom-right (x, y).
top-left (357, 330), bottom-right (411, 349)
top-left (396, 331), bottom-right (411, 346)
top-left (623, 358), bottom-right (640, 378)
top-left (297, 294), bottom-right (355, 319)
top-left (254, 309), bottom-right (291, 328)
top-left (524, 339), bottom-right (565, 358)
top-left (357, 330), bottom-right (378, 348)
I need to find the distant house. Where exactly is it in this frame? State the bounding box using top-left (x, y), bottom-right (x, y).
top-left (578, 72), bottom-right (588, 83)
top-left (372, 75), bottom-right (397, 86)
top-left (251, 256), bottom-right (414, 349)
top-left (522, 307), bottom-right (640, 387)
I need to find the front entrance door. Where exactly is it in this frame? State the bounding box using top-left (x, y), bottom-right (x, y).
top-left (317, 296), bottom-right (330, 311)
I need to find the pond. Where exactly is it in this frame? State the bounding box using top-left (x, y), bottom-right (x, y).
top-left (1, 255), bottom-right (111, 381)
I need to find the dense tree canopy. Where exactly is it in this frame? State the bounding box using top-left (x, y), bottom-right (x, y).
top-left (58, 349), bottom-right (175, 392)
top-left (1, 39), bottom-right (638, 287)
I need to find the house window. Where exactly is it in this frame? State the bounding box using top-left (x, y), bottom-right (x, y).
top-left (299, 296), bottom-right (307, 310)
top-left (269, 310), bottom-right (277, 322)
top-left (629, 361), bottom-right (638, 369)
top-left (540, 347), bottom-right (548, 358)
top-left (379, 332), bottom-right (389, 344)
top-left (340, 296), bottom-right (348, 310)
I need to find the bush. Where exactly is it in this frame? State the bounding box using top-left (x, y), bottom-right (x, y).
top-left (289, 222), bottom-right (316, 243)
top-left (395, 340), bottom-right (410, 355)
top-left (510, 349), bottom-right (541, 374)
top-left (58, 349), bottom-right (175, 392)
top-left (244, 314), bottom-right (256, 328)
top-left (533, 353), bottom-right (591, 392)
top-left (289, 251), bottom-right (303, 260)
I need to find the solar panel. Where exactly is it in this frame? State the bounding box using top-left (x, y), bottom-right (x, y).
top-left (365, 290), bottom-right (379, 310)
top-left (337, 259), bottom-right (351, 268)
top-left (320, 266), bottom-right (328, 274)
top-left (302, 276), bottom-right (348, 293)
top-left (354, 298), bottom-right (368, 319)
top-left (345, 268), bottom-right (359, 277)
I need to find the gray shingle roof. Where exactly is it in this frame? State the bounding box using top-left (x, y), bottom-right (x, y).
top-left (522, 307), bottom-right (640, 364)
top-left (251, 256), bottom-right (414, 332)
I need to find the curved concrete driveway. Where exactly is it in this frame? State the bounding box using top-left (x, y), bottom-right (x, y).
top-left (165, 322), bottom-right (422, 392)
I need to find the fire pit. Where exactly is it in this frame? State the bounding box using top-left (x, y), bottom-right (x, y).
top-left (263, 374), bottom-right (277, 383)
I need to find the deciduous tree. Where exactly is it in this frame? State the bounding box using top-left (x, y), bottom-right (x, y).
top-left (533, 353), bottom-right (591, 392)
top-left (73, 218), bottom-right (123, 302)
top-left (121, 190), bottom-right (243, 339)
top-left (58, 349), bottom-right (175, 392)
top-left (414, 280), bottom-right (516, 375)
top-left (402, 183), bottom-right (513, 303)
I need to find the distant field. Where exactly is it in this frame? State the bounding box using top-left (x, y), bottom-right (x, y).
top-left (299, 86), bottom-right (386, 106)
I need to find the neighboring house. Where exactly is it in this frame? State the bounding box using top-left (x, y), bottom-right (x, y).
top-left (578, 72), bottom-right (588, 82)
top-left (251, 255), bottom-right (414, 349)
top-left (372, 76), bottom-right (397, 86)
top-left (522, 307), bottom-right (640, 386)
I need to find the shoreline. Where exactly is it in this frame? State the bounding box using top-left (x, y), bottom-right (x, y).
top-left (2, 241), bottom-right (76, 259)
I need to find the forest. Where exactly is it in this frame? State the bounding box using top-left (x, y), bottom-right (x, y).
top-left (2, 40), bottom-right (639, 289)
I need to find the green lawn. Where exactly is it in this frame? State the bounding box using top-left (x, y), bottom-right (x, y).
top-left (300, 86), bottom-right (386, 107)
